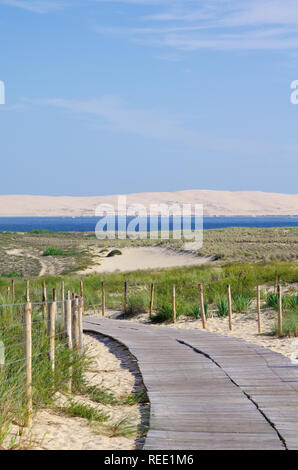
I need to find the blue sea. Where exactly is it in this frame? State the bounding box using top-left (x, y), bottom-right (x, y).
top-left (0, 216), bottom-right (297, 232)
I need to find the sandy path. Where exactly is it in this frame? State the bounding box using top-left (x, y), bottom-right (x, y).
top-left (81, 247), bottom-right (211, 274)
top-left (6, 248), bottom-right (55, 276)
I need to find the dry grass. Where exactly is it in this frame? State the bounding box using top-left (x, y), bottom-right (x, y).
top-left (199, 227), bottom-right (298, 264)
top-left (0, 227), bottom-right (297, 277)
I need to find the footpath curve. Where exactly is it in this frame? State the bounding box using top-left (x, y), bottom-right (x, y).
top-left (83, 317), bottom-right (298, 450)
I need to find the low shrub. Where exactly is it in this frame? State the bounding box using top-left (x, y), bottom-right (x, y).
top-left (286, 295), bottom-right (298, 310)
top-left (152, 303), bottom-right (173, 323)
top-left (266, 293), bottom-right (285, 310)
top-left (42, 247), bottom-right (77, 257)
top-left (272, 310), bottom-right (298, 337)
top-left (232, 294), bottom-right (252, 313)
top-left (124, 292), bottom-right (150, 316)
top-left (43, 247), bottom-right (64, 256)
top-left (216, 298), bottom-right (228, 317)
top-left (1, 272), bottom-right (24, 278)
top-left (107, 250), bottom-right (122, 257)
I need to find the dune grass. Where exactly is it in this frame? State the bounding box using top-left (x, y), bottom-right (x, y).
top-left (0, 226), bottom-right (297, 277)
top-left (0, 260), bottom-right (297, 313)
top-left (0, 301), bottom-right (89, 448)
top-left (63, 400), bottom-right (109, 424)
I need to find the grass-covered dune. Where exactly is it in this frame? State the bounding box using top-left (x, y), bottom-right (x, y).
top-left (0, 261), bottom-right (297, 333)
top-left (0, 227), bottom-right (297, 276)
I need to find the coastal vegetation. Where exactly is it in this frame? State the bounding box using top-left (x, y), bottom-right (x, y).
top-left (0, 227), bottom-right (297, 276)
top-left (0, 226), bottom-right (297, 448)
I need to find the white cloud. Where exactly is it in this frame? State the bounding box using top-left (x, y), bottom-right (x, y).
top-left (95, 0), bottom-right (298, 51)
top-left (0, 0), bottom-right (66, 13)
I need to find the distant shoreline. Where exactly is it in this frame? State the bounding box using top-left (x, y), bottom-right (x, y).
top-left (0, 216), bottom-right (297, 233)
top-left (0, 215), bottom-right (298, 219)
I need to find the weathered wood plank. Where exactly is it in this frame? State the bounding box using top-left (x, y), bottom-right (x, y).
top-left (83, 317), bottom-right (298, 450)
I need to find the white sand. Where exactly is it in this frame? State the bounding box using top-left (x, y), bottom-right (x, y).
top-left (4, 334), bottom-right (148, 450)
top-left (0, 189), bottom-right (297, 217)
top-left (80, 246), bottom-right (211, 274)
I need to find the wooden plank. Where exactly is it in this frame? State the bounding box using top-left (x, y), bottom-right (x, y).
top-left (83, 317), bottom-right (298, 450)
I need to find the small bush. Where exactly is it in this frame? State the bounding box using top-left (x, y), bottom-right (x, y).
top-left (124, 292), bottom-right (150, 316)
top-left (286, 295), bottom-right (298, 310)
top-left (152, 303), bottom-right (173, 323)
top-left (216, 298), bottom-right (228, 317)
top-left (1, 272), bottom-right (24, 278)
top-left (43, 247), bottom-right (64, 256)
top-left (272, 311), bottom-right (298, 337)
top-left (186, 302), bottom-right (208, 319)
top-left (213, 253), bottom-right (224, 261)
top-left (232, 294), bottom-right (252, 313)
top-left (188, 305), bottom-right (201, 319)
top-left (107, 250), bottom-right (122, 257)
top-left (266, 293), bottom-right (285, 310)
top-left (42, 247), bottom-right (77, 257)
top-left (29, 229), bottom-right (52, 234)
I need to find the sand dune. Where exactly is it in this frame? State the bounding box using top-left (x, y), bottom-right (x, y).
top-left (79, 247), bottom-right (211, 274)
top-left (0, 189), bottom-right (297, 217)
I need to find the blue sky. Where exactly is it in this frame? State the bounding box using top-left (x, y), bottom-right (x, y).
top-left (0, 0), bottom-right (297, 195)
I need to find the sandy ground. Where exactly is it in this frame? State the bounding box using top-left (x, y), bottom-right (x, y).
top-left (6, 248), bottom-right (65, 276)
top-left (4, 333), bottom-right (149, 450)
top-left (124, 310), bottom-right (298, 361)
top-left (80, 246), bottom-right (211, 274)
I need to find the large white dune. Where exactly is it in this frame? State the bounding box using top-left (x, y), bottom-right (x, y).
top-left (0, 190), bottom-right (297, 217)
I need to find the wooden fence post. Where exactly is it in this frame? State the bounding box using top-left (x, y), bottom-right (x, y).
top-left (73, 296), bottom-right (80, 354)
top-left (26, 280), bottom-right (30, 303)
top-left (78, 296), bottom-right (83, 355)
top-left (102, 282), bottom-right (105, 318)
top-left (227, 285), bottom-right (233, 331)
top-left (198, 283), bottom-right (207, 329)
top-left (149, 283), bottom-right (154, 320)
top-left (7, 286), bottom-right (10, 297)
top-left (48, 288), bottom-right (57, 373)
top-left (278, 284), bottom-right (283, 336)
top-left (11, 279), bottom-right (15, 303)
top-left (257, 286), bottom-right (262, 334)
top-left (61, 280), bottom-right (65, 321)
top-left (124, 281), bottom-right (128, 313)
top-left (65, 291), bottom-right (73, 392)
top-left (65, 291), bottom-right (72, 347)
top-left (23, 292), bottom-right (32, 427)
top-left (80, 280), bottom-right (85, 316)
top-left (42, 280), bottom-right (47, 329)
top-left (172, 284), bottom-right (176, 323)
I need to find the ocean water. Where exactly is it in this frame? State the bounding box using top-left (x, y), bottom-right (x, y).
top-left (0, 216), bottom-right (297, 232)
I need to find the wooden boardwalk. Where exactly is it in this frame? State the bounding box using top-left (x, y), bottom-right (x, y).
top-left (83, 318), bottom-right (298, 450)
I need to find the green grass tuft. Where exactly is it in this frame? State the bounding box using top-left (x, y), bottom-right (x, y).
top-left (63, 399), bottom-right (109, 423)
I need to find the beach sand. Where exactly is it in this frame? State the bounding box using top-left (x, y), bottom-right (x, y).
top-left (79, 246), bottom-right (211, 274)
top-left (4, 333), bottom-right (148, 450)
